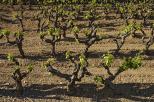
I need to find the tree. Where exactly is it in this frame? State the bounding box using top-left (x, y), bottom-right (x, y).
top-left (40, 28), bottom-right (61, 57)
top-left (102, 3), bottom-right (112, 20)
top-left (0, 29), bottom-right (25, 57)
top-left (7, 53), bottom-right (33, 95)
top-left (137, 1), bottom-right (152, 26)
top-left (116, 2), bottom-right (137, 25)
top-left (65, 52), bottom-right (91, 91)
top-left (47, 4), bottom-right (63, 28)
top-left (13, 6), bottom-right (25, 32)
top-left (94, 53), bottom-right (142, 89)
top-left (131, 22), bottom-right (146, 37)
top-left (58, 9), bottom-right (74, 38)
top-left (0, 29), bottom-right (11, 43)
top-left (142, 23), bottom-right (154, 53)
top-left (34, 9), bottom-right (48, 32)
top-left (14, 31), bottom-right (25, 58)
top-left (72, 4), bottom-right (83, 20)
top-left (84, 4), bottom-right (99, 27)
top-left (113, 24), bottom-right (136, 53)
top-left (44, 52), bottom-right (91, 92)
top-left (72, 25), bottom-right (103, 57)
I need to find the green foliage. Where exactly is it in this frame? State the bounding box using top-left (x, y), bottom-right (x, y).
top-left (119, 54), bottom-right (142, 72)
top-left (65, 51), bottom-right (72, 59)
top-left (102, 53), bottom-right (142, 72)
top-left (83, 29), bottom-right (90, 37)
top-left (65, 51), bottom-right (87, 68)
top-left (102, 53), bottom-right (114, 67)
top-left (138, 1), bottom-right (152, 17)
top-left (102, 3), bottom-right (112, 14)
top-left (48, 28), bottom-right (61, 38)
top-left (72, 26), bottom-right (79, 34)
top-left (124, 24), bottom-right (134, 33)
top-left (84, 8), bottom-right (99, 23)
top-left (12, 12), bottom-right (18, 20)
top-left (84, 10), bottom-right (94, 20)
top-left (133, 23), bottom-right (143, 30)
top-left (115, 2), bottom-right (120, 10)
top-left (7, 53), bottom-right (15, 62)
top-left (44, 58), bottom-right (56, 67)
top-left (116, 2), bottom-right (137, 25)
top-left (47, 58), bottom-right (56, 64)
top-left (91, 0), bottom-right (97, 4)
top-left (14, 31), bottom-right (24, 38)
top-left (14, 66), bottom-right (20, 72)
top-left (2, 0), bottom-right (14, 4)
top-left (27, 64), bottom-right (33, 72)
top-left (79, 54), bottom-right (87, 68)
top-left (94, 53), bottom-right (142, 85)
top-left (72, 26), bottom-right (80, 43)
top-left (120, 24), bottom-right (135, 35)
top-left (102, 3), bottom-right (112, 9)
top-left (67, 20), bottom-right (73, 28)
top-left (39, 31), bottom-right (47, 39)
top-left (94, 76), bottom-right (104, 83)
top-left (8, 53), bottom-right (33, 80)
top-left (53, 28), bottom-right (61, 36)
top-left (47, 28), bottom-right (55, 35)
top-left (40, 28), bottom-right (61, 40)
top-left (0, 29), bottom-right (10, 36)
top-left (12, 10), bottom-right (23, 21)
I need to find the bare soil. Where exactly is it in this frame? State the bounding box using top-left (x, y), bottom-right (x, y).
top-left (0, 5), bottom-right (154, 102)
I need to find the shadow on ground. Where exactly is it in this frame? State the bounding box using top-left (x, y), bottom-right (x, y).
top-left (0, 54), bottom-right (7, 60)
top-left (87, 51), bottom-right (104, 59)
top-left (112, 50), bottom-right (141, 58)
top-left (143, 50), bottom-right (154, 60)
top-left (0, 83), bottom-right (154, 101)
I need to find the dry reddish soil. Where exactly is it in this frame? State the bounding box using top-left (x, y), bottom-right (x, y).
top-left (0, 5), bottom-right (154, 102)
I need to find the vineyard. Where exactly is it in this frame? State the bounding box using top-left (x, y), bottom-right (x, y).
top-left (0, 0), bottom-right (154, 101)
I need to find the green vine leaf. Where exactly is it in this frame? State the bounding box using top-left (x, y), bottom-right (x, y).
top-left (27, 64), bottom-right (33, 72)
top-left (72, 26), bottom-right (79, 34)
top-left (7, 53), bottom-right (15, 62)
top-left (119, 54), bottom-right (142, 72)
top-left (79, 54), bottom-right (87, 68)
top-left (102, 53), bottom-right (114, 67)
top-left (65, 51), bottom-right (72, 59)
top-left (94, 76), bottom-right (104, 83)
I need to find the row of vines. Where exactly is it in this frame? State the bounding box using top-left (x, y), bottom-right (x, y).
top-left (0, 0), bottom-right (154, 96)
